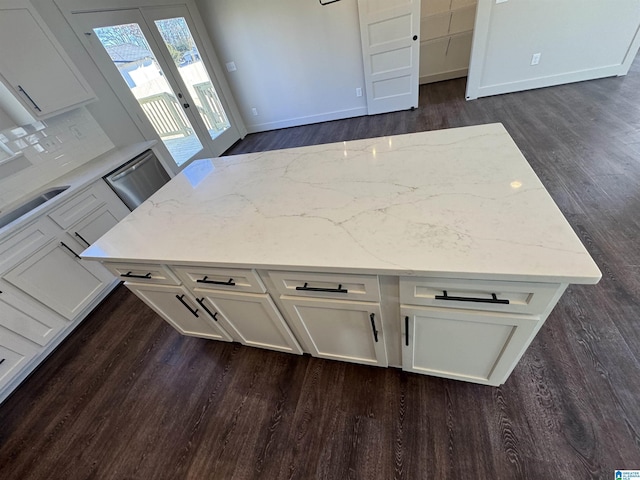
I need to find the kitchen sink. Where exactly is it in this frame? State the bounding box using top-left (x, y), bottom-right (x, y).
top-left (0, 186), bottom-right (69, 229)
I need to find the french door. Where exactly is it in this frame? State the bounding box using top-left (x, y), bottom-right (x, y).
top-left (74, 6), bottom-right (242, 169)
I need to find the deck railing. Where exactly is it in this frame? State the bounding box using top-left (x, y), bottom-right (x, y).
top-left (138, 83), bottom-right (230, 140)
top-left (139, 92), bottom-right (192, 138)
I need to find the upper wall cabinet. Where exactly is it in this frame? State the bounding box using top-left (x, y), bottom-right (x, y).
top-left (0, 1), bottom-right (95, 120)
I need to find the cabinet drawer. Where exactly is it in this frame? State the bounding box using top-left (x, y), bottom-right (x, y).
top-left (172, 266), bottom-right (265, 293)
top-left (0, 327), bottom-right (38, 392)
top-left (399, 277), bottom-right (561, 315)
top-left (47, 182), bottom-right (113, 229)
top-left (269, 271), bottom-right (380, 302)
top-left (103, 262), bottom-right (180, 285)
top-left (0, 217), bottom-right (58, 274)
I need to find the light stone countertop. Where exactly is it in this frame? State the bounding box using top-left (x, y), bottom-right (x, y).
top-left (83, 124), bottom-right (601, 284)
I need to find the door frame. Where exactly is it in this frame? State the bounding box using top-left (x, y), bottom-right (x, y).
top-left (56, 0), bottom-right (247, 173)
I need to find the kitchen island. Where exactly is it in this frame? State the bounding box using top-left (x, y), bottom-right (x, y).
top-left (83, 123), bottom-right (601, 386)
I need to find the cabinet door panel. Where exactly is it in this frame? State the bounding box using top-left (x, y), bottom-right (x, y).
top-left (196, 290), bottom-right (302, 354)
top-left (0, 7), bottom-right (94, 117)
top-left (0, 326), bottom-right (38, 391)
top-left (280, 296), bottom-right (387, 367)
top-left (0, 284), bottom-right (67, 346)
top-left (4, 239), bottom-right (113, 320)
top-left (402, 306), bottom-right (538, 385)
top-left (126, 283), bottom-right (232, 341)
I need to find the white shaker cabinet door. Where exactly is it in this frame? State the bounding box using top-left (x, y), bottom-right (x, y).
top-left (0, 6), bottom-right (95, 118)
top-left (195, 289), bottom-right (302, 354)
top-left (279, 296), bottom-right (388, 367)
top-left (0, 283), bottom-right (67, 346)
top-left (402, 306), bottom-right (538, 386)
top-left (4, 238), bottom-right (114, 321)
top-left (126, 283), bottom-right (233, 342)
top-left (0, 326), bottom-right (38, 392)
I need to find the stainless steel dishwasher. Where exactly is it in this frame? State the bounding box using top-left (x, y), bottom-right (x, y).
top-left (104, 149), bottom-right (170, 211)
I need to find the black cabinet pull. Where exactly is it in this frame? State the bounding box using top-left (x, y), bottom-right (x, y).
top-left (60, 241), bottom-right (81, 259)
top-left (0, 358), bottom-right (5, 366)
top-left (295, 282), bottom-right (348, 294)
top-left (413, 35), bottom-right (418, 41)
top-left (369, 313), bottom-right (379, 343)
top-left (196, 297), bottom-right (218, 321)
top-left (196, 276), bottom-right (235, 286)
top-left (434, 290), bottom-right (510, 305)
top-left (405, 316), bottom-right (409, 346)
top-left (18, 85), bottom-right (41, 112)
top-left (121, 271), bottom-right (152, 279)
top-left (175, 294), bottom-right (199, 317)
top-left (74, 232), bottom-right (91, 247)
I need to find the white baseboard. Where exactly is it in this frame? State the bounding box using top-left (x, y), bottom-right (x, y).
top-left (420, 68), bottom-right (468, 85)
top-left (245, 106), bottom-right (368, 134)
top-left (468, 64), bottom-right (626, 100)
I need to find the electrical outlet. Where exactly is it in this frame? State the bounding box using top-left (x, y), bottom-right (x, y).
top-left (251, 108), bottom-right (258, 116)
top-left (356, 87), bottom-right (363, 97)
top-left (531, 53), bottom-right (541, 65)
top-left (226, 61), bottom-right (237, 72)
top-left (69, 125), bottom-right (84, 139)
top-left (41, 137), bottom-right (59, 152)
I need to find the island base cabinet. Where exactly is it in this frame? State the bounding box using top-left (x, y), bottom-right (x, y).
top-left (125, 282), bottom-right (233, 342)
top-left (0, 326), bottom-right (39, 392)
top-left (195, 290), bottom-right (302, 354)
top-left (279, 296), bottom-right (388, 367)
top-left (402, 306), bottom-right (539, 386)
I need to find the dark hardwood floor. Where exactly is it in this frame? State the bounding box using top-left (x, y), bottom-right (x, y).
top-left (2, 57), bottom-right (640, 479)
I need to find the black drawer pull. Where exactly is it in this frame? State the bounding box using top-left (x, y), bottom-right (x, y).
top-left (121, 271), bottom-right (152, 279)
top-left (405, 316), bottom-right (409, 346)
top-left (295, 282), bottom-right (348, 294)
top-left (176, 294), bottom-right (199, 317)
top-left (435, 290), bottom-right (510, 305)
top-left (196, 297), bottom-right (219, 321)
top-left (0, 358), bottom-right (5, 366)
top-left (196, 276), bottom-right (236, 286)
top-left (60, 241), bottom-right (81, 259)
top-left (369, 313), bottom-right (379, 342)
top-left (18, 85), bottom-right (41, 112)
top-left (74, 232), bottom-right (91, 247)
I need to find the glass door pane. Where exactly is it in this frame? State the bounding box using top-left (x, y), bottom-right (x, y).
top-left (92, 22), bottom-right (203, 167)
top-left (154, 17), bottom-right (231, 141)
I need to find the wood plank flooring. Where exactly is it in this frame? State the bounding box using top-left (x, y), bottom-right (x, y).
top-left (2, 58), bottom-right (640, 479)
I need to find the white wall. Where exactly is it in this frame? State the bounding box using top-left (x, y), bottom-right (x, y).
top-left (30, 0), bottom-right (146, 147)
top-left (195, 0), bottom-right (367, 133)
top-left (466, 0), bottom-right (640, 99)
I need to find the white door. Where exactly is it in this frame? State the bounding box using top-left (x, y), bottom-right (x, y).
top-left (280, 296), bottom-right (387, 367)
top-left (357, 0), bottom-right (421, 115)
top-left (402, 306), bottom-right (538, 386)
top-left (126, 283), bottom-right (233, 342)
top-left (195, 289), bottom-right (302, 355)
top-left (73, 7), bottom-right (243, 169)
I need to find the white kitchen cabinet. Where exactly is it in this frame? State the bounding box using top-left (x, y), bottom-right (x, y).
top-left (0, 2), bottom-right (95, 119)
top-left (0, 326), bottom-right (38, 392)
top-left (194, 289), bottom-right (302, 354)
top-left (126, 283), bottom-right (233, 342)
top-left (0, 282), bottom-right (67, 346)
top-left (402, 305), bottom-right (538, 385)
top-left (3, 235), bottom-right (114, 321)
top-left (279, 296), bottom-right (387, 367)
top-left (62, 202), bottom-right (130, 249)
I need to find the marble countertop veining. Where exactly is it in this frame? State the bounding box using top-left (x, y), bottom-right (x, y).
top-left (83, 124), bottom-right (601, 284)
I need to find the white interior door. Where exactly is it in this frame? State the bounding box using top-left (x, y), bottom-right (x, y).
top-left (357, 0), bottom-right (421, 115)
top-left (72, 7), bottom-right (243, 169)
